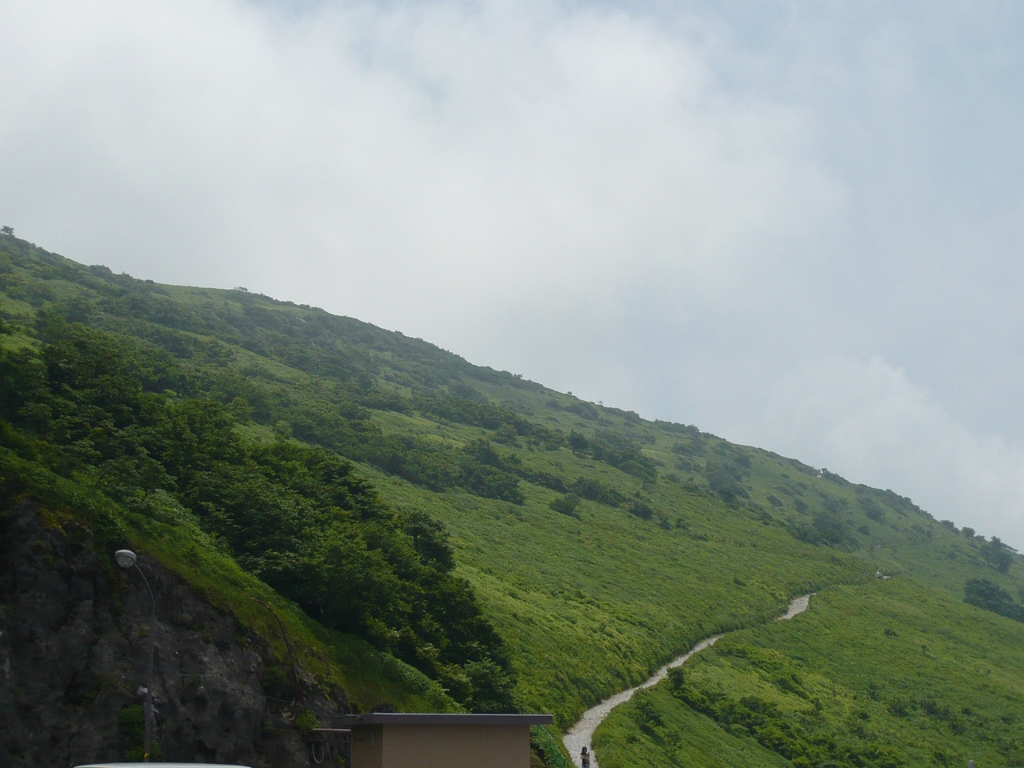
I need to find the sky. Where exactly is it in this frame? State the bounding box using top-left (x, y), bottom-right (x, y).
top-left (2, 0), bottom-right (1024, 546)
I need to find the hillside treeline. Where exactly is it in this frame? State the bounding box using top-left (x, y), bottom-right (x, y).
top-left (0, 316), bottom-right (514, 712)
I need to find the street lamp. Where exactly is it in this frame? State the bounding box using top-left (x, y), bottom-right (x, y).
top-left (115, 549), bottom-right (155, 762)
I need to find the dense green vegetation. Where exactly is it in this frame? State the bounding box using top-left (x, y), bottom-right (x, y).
top-left (0, 441), bottom-right (455, 713)
top-left (598, 580), bottom-right (1024, 767)
top-left (965, 577), bottom-right (1024, 623)
top-left (0, 312), bottom-right (513, 711)
top-left (4, 232), bottom-right (1024, 764)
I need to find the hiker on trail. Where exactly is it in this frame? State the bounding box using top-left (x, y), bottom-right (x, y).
top-left (581, 746), bottom-right (591, 768)
top-left (968, 760), bottom-right (975, 768)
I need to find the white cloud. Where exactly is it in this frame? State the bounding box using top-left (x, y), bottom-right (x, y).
top-left (2, 0), bottom-right (1024, 545)
top-left (764, 355), bottom-right (1024, 548)
top-left (0, 0), bottom-right (836, 312)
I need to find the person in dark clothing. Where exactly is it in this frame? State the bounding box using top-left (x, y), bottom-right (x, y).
top-left (581, 746), bottom-right (591, 768)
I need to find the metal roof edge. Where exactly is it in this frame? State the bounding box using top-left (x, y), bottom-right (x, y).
top-left (330, 713), bottom-right (554, 726)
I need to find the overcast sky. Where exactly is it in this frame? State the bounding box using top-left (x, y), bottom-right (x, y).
top-left (3, 0), bottom-right (1024, 546)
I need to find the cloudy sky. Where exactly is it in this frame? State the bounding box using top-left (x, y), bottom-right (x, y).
top-left (3, 0), bottom-right (1024, 545)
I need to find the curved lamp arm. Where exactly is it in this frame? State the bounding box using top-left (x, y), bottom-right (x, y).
top-left (115, 550), bottom-right (155, 762)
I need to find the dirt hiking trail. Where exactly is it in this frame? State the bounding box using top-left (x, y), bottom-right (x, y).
top-left (562, 594), bottom-right (813, 768)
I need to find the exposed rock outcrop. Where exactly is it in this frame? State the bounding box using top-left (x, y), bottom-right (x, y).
top-left (0, 499), bottom-right (344, 767)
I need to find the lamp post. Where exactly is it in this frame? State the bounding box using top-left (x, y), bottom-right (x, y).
top-left (115, 549), bottom-right (155, 762)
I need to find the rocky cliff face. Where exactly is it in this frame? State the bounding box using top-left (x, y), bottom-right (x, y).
top-left (0, 499), bottom-right (345, 768)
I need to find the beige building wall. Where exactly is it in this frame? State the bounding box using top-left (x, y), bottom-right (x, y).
top-left (376, 723), bottom-right (531, 768)
top-left (352, 725), bottom-right (384, 768)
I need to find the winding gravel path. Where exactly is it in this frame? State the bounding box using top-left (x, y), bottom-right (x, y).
top-left (562, 594), bottom-right (813, 768)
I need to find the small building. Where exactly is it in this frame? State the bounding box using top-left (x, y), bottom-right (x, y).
top-left (329, 713), bottom-right (554, 768)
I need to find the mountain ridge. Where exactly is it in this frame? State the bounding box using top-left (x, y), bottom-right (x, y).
top-left (3, 232), bottom-right (1024, 767)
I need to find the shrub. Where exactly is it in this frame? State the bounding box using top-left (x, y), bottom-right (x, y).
top-left (965, 578), bottom-right (1024, 622)
top-left (549, 494), bottom-right (582, 519)
top-left (981, 537), bottom-right (1013, 573)
top-left (628, 496), bottom-right (655, 520)
top-left (294, 710), bottom-right (319, 738)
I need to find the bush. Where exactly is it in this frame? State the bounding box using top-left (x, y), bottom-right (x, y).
top-left (627, 496), bottom-right (655, 520)
top-left (549, 494), bottom-right (582, 519)
top-left (571, 477), bottom-right (626, 507)
top-left (119, 704), bottom-right (162, 761)
top-left (981, 537), bottom-right (1013, 573)
top-left (567, 430), bottom-right (656, 480)
top-left (965, 578), bottom-right (1024, 622)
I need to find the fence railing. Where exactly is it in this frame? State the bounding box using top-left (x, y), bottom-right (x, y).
top-left (532, 725), bottom-right (572, 768)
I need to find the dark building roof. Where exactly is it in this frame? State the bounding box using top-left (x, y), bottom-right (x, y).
top-left (331, 713), bottom-right (553, 727)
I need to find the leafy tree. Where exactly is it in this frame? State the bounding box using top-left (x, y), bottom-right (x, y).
top-left (627, 492), bottom-right (655, 520)
top-left (567, 429), bottom-right (656, 479)
top-left (964, 578), bottom-right (1024, 622)
top-left (981, 536), bottom-right (1013, 573)
top-left (568, 430), bottom-right (589, 455)
top-left (457, 439), bottom-right (524, 504)
top-left (858, 496), bottom-right (885, 522)
top-left (792, 511), bottom-right (852, 549)
top-left (402, 509), bottom-right (456, 570)
top-left (549, 493), bottom-right (582, 518)
top-left (706, 460), bottom-right (747, 504)
top-left (571, 477), bottom-right (626, 507)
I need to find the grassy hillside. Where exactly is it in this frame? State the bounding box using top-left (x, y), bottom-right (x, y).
top-left (3, 232), bottom-right (1024, 763)
top-left (597, 578), bottom-right (1024, 767)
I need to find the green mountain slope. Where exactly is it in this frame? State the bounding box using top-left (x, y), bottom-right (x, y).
top-left (598, 578), bottom-right (1024, 767)
top-left (3, 233), bottom-right (1023, 765)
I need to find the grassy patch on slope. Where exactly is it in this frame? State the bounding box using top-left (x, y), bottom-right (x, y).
top-left (597, 578), bottom-right (1024, 767)
top-left (594, 685), bottom-right (792, 768)
top-left (361, 462), bottom-right (862, 727)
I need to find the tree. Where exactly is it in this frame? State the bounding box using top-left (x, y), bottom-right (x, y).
top-left (1, 225), bottom-right (13, 236)
top-left (550, 493), bottom-right (582, 519)
top-left (965, 578), bottom-right (1024, 621)
top-left (982, 536), bottom-right (1014, 573)
top-left (568, 430), bottom-right (589, 455)
top-left (628, 491), bottom-right (655, 520)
